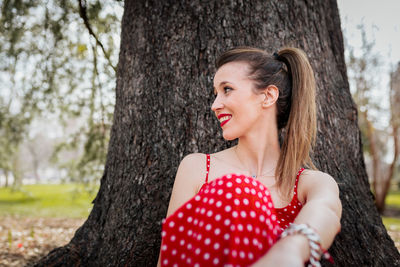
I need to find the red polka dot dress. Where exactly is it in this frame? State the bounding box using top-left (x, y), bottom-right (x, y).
top-left (160, 154), bottom-right (305, 267)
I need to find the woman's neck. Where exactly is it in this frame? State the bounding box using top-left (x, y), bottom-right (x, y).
top-left (235, 130), bottom-right (281, 178)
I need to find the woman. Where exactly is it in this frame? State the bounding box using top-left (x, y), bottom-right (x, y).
top-left (157, 47), bottom-right (342, 267)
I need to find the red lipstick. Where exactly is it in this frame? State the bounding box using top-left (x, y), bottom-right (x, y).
top-left (217, 113), bottom-right (232, 127)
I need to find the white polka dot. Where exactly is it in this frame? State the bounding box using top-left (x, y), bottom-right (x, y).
top-left (209, 198), bottom-right (215, 204)
top-left (171, 235), bottom-right (176, 241)
top-left (215, 228), bottom-right (221, 235)
top-left (227, 181), bottom-right (233, 187)
top-left (162, 245), bottom-right (167, 251)
top-left (205, 224), bottom-right (212, 231)
top-left (224, 219), bottom-right (231, 226)
top-left (226, 192), bottom-right (232, 199)
top-left (163, 259), bottom-right (168, 265)
top-left (187, 216), bottom-right (193, 223)
top-left (248, 252), bottom-right (254, 260)
top-left (259, 214), bottom-right (265, 222)
top-left (203, 197), bottom-right (208, 203)
top-left (199, 221), bottom-right (204, 227)
top-left (234, 199), bottom-right (240, 205)
top-left (293, 206), bottom-right (297, 208)
top-left (272, 214), bottom-right (276, 221)
top-left (282, 218), bottom-right (285, 221)
top-left (235, 187), bottom-right (242, 194)
top-left (205, 189), bottom-right (209, 194)
top-left (188, 229), bottom-right (193, 236)
top-left (195, 195), bottom-right (201, 201)
top-left (268, 202), bottom-right (273, 208)
top-left (237, 224), bottom-right (243, 231)
top-left (186, 203), bottom-right (192, 209)
top-left (178, 212), bottom-right (183, 218)
top-left (210, 188), bottom-right (216, 194)
top-left (262, 230), bottom-right (267, 237)
top-left (204, 253), bottom-right (210, 260)
top-left (252, 180), bottom-right (257, 186)
top-left (243, 198), bottom-right (249, 205)
top-left (205, 238), bottom-right (211, 245)
top-left (253, 238), bottom-right (259, 245)
top-left (187, 243), bottom-right (192, 249)
top-left (225, 205), bottom-right (232, 212)
top-left (247, 224), bottom-right (253, 231)
top-left (255, 227), bottom-right (260, 234)
top-left (243, 237), bottom-right (249, 245)
top-left (259, 184), bottom-right (265, 190)
top-left (257, 192), bottom-right (263, 198)
top-left (214, 243), bottom-right (220, 250)
top-left (195, 248), bottom-right (201, 255)
top-left (217, 189), bottom-right (223, 195)
top-left (169, 221), bottom-right (175, 227)
top-left (240, 211), bottom-right (246, 218)
top-left (244, 187), bottom-right (250, 193)
top-left (232, 211), bottom-right (238, 218)
top-left (201, 208), bottom-right (206, 214)
top-left (264, 189), bottom-right (270, 196)
top-left (244, 178), bottom-right (250, 183)
top-left (172, 249), bottom-right (177, 255)
top-left (255, 201), bottom-right (261, 208)
top-left (235, 178), bottom-right (242, 183)
top-left (194, 219), bottom-right (198, 225)
top-left (213, 258), bottom-right (219, 265)
top-left (250, 211), bottom-right (256, 218)
top-left (215, 214), bottom-right (221, 221)
top-left (230, 225), bottom-right (235, 231)
top-left (180, 240), bottom-right (185, 246)
top-left (218, 180), bottom-right (223, 185)
top-left (161, 231), bottom-right (166, 237)
top-left (262, 205), bottom-right (267, 211)
top-left (251, 188), bottom-right (256, 195)
top-left (224, 233), bottom-right (230, 240)
top-left (232, 250), bottom-right (237, 257)
top-left (224, 248), bottom-right (230, 255)
top-left (227, 174), bottom-right (232, 178)
top-left (267, 210), bottom-right (271, 216)
top-left (235, 237), bottom-right (240, 244)
top-left (207, 210), bottom-right (213, 217)
top-left (240, 251), bottom-right (246, 258)
top-left (292, 210), bottom-right (295, 214)
top-left (195, 207), bottom-right (200, 213)
top-left (187, 257), bottom-right (192, 264)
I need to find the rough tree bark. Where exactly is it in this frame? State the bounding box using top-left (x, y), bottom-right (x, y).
top-left (36, 0), bottom-right (400, 266)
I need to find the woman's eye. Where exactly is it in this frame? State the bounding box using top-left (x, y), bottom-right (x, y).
top-left (224, 86), bottom-right (233, 93)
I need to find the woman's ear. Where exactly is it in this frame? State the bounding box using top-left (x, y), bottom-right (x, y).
top-left (262, 85), bottom-right (279, 108)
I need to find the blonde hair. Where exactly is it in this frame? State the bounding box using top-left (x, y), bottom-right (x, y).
top-left (216, 47), bottom-right (317, 199)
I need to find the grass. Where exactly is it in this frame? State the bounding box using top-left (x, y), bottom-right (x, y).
top-left (0, 184), bottom-right (97, 218)
top-left (383, 191), bottom-right (400, 233)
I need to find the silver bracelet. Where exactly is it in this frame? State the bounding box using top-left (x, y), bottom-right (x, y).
top-left (280, 223), bottom-right (323, 267)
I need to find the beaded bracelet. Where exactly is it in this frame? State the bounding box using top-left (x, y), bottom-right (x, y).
top-left (280, 223), bottom-right (323, 267)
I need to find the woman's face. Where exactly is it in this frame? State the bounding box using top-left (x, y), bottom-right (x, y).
top-left (212, 61), bottom-right (265, 140)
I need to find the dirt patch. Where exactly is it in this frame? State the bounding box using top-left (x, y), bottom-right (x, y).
top-left (0, 216), bottom-right (85, 267)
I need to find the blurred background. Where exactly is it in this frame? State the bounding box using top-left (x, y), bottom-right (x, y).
top-left (0, 0), bottom-right (399, 265)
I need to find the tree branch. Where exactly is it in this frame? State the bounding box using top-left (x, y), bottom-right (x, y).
top-left (78, 0), bottom-right (117, 73)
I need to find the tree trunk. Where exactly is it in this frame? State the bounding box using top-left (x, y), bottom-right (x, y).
top-left (35, 0), bottom-right (400, 266)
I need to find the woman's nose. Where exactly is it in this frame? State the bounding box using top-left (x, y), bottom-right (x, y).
top-left (211, 95), bottom-right (224, 111)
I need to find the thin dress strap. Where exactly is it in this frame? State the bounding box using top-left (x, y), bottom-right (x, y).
top-left (205, 154), bottom-right (210, 183)
top-left (294, 168), bottom-right (305, 196)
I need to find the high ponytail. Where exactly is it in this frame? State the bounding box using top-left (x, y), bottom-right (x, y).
top-left (275, 48), bottom-right (317, 199)
top-left (216, 47), bottom-right (317, 199)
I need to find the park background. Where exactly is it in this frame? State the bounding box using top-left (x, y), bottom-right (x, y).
top-left (1, 0), bottom-right (400, 266)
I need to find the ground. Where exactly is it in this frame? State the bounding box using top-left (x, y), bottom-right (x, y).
top-left (0, 216), bottom-right (84, 267)
top-left (1, 215), bottom-right (399, 266)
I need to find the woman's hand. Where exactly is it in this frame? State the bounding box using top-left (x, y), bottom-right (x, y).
top-left (251, 235), bottom-right (309, 267)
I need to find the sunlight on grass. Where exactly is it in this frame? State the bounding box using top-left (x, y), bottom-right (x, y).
top-left (0, 184), bottom-right (98, 218)
top-left (386, 191), bottom-right (400, 208)
top-left (383, 216), bottom-right (400, 231)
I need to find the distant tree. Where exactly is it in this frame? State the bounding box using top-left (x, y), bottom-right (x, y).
top-left (36, 0), bottom-right (399, 266)
top-left (0, 0), bottom-right (121, 186)
top-left (346, 26), bottom-right (399, 212)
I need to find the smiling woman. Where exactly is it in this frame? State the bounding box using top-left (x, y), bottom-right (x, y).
top-left (157, 47), bottom-right (341, 267)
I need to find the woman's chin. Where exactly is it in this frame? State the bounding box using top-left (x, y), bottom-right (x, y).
top-left (222, 131), bottom-right (237, 141)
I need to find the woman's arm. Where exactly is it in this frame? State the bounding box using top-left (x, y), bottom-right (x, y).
top-left (157, 153), bottom-right (206, 267)
top-left (252, 170), bottom-right (342, 266)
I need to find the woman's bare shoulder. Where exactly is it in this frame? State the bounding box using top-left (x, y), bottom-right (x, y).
top-left (298, 169), bottom-right (339, 201)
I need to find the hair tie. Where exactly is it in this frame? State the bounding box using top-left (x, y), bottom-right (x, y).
top-left (273, 52), bottom-right (280, 60)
